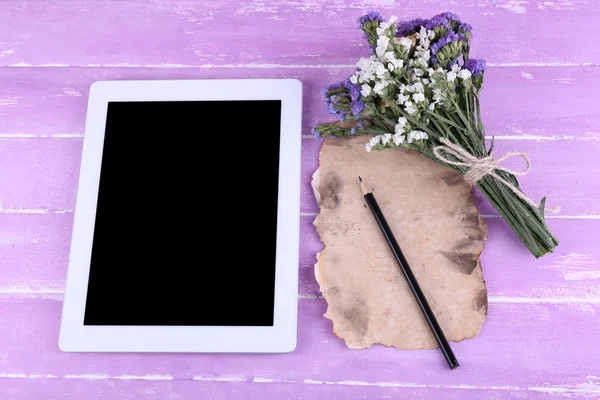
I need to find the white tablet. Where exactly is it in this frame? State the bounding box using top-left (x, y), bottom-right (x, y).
top-left (59, 79), bottom-right (302, 353)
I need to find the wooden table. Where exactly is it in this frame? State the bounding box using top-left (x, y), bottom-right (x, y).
top-left (1, 1), bottom-right (599, 399)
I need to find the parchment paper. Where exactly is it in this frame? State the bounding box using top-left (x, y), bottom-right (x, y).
top-left (313, 136), bottom-right (488, 349)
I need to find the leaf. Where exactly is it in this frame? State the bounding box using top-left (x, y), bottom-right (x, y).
top-left (487, 135), bottom-right (495, 156)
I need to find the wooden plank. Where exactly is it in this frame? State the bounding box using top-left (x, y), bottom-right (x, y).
top-left (1, 215), bottom-right (599, 302)
top-left (0, 136), bottom-right (595, 214)
top-left (0, 139), bottom-right (81, 211)
top-left (0, 1), bottom-right (598, 66)
top-left (0, 67), bottom-right (598, 139)
top-left (0, 298), bottom-right (599, 394)
top-left (301, 138), bottom-right (600, 215)
top-left (2, 379), bottom-right (597, 400)
top-left (299, 217), bottom-right (600, 301)
top-left (0, 213), bottom-right (72, 294)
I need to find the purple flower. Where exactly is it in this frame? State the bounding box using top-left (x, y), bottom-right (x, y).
top-left (459, 23), bottom-right (472, 33)
top-left (327, 102), bottom-right (337, 115)
top-left (448, 58), bottom-right (459, 68)
top-left (352, 100), bottom-right (365, 116)
top-left (350, 127), bottom-right (357, 135)
top-left (339, 111), bottom-right (347, 121)
top-left (358, 11), bottom-right (383, 25)
top-left (342, 78), bottom-right (354, 90)
top-left (350, 84), bottom-right (361, 102)
top-left (425, 14), bottom-right (452, 32)
top-left (437, 12), bottom-right (460, 22)
top-left (430, 55), bottom-right (438, 65)
top-left (311, 127), bottom-right (323, 140)
top-left (464, 58), bottom-right (486, 76)
top-left (396, 18), bottom-right (429, 36)
top-left (430, 31), bottom-right (460, 55)
top-left (321, 80), bottom-right (346, 106)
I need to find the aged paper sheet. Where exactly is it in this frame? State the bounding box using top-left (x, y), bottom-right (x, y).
top-left (313, 136), bottom-right (488, 349)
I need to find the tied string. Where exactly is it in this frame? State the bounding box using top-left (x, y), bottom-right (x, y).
top-left (433, 138), bottom-right (559, 213)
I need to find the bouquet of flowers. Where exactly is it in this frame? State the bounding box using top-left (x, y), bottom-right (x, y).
top-left (313, 11), bottom-right (558, 258)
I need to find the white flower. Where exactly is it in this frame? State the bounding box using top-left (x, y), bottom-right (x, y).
top-left (393, 133), bottom-right (405, 146)
top-left (359, 71), bottom-right (375, 83)
top-left (387, 58), bottom-right (404, 72)
top-left (365, 143), bottom-right (373, 152)
top-left (429, 103), bottom-right (435, 111)
top-left (396, 93), bottom-right (410, 104)
top-left (350, 74), bottom-right (358, 84)
top-left (412, 82), bottom-right (424, 92)
top-left (458, 69), bottom-right (472, 80)
top-left (412, 93), bottom-right (425, 103)
top-left (451, 63), bottom-right (460, 73)
top-left (376, 36), bottom-right (390, 58)
top-left (394, 117), bottom-right (407, 135)
top-left (447, 71), bottom-right (457, 82)
top-left (373, 80), bottom-right (391, 95)
top-left (388, 15), bottom-right (397, 24)
top-left (428, 30), bottom-right (435, 40)
top-left (383, 51), bottom-right (395, 62)
top-left (381, 133), bottom-right (392, 145)
top-left (399, 37), bottom-right (412, 50)
top-left (422, 78), bottom-right (430, 85)
top-left (375, 62), bottom-right (388, 79)
top-left (407, 130), bottom-right (429, 143)
top-left (404, 101), bottom-right (418, 115)
top-left (413, 68), bottom-right (424, 77)
top-left (369, 136), bottom-right (381, 147)
top-left (433, 88), bottom-right (443, 103)
top-left (361, 84), bottom-right (372, 97)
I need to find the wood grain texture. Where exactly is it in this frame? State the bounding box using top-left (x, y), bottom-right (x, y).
top-left (0, 67), bottom-right (598, 138)
top-left (1, 1), bottom-right (599, 398)
top-left (0, 1), bottom-right (599, 66)
top-left (301, 138), bottom-right (600, 215)
top-left (301, 217), bottom-right (600, 301)
top-left (0, 139), bottom-right (81, 211)
top-left (1, 136), bottom-right (596, 215)
top-left (0, 298), bottom-right (599, 397)
top-left (3, 380), bottom-right (598, 400)
top-left (1, 215), bottom-right (599, 304)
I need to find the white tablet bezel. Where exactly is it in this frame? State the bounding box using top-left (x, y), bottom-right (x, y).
top-left (59, 79), bottom-right (302, 353)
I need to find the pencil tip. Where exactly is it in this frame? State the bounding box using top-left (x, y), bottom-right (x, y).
top-left (359, 176), bottom-right (369, 195)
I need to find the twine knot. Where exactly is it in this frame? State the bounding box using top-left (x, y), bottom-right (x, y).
top-left (433, 138), bottom-right (559, 213)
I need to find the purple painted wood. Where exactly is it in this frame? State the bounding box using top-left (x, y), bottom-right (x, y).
top-left (2, 380), bottom-right (597, 400)
top-left (0, 136), bottom-right (596, 214)
top-left (0, 1), bottom-right (598, 66)
top-left (1, 1), bottom-right (599, 398)
top-left (1, 214), bottom-right (599, 303)
top-left (1, 299), bottom-right (600, 395)
top-left (0, 139), bottom-right (81, 210)
top-left (0, 67), bottom-right (598, 138)
top-left (301, 138), bottom-right (600, 215)
top-left (300, 217), bottom-right (600, 301)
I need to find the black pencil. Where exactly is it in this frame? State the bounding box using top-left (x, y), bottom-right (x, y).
top-left (359, 176), bottom-right (459, 370)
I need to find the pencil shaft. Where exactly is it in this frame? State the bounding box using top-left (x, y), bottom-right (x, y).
top-left (364, 192), bottom-right (459, 370)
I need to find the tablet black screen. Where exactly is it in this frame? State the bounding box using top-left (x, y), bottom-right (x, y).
top-left (83, 100), bottom-right (281, 326)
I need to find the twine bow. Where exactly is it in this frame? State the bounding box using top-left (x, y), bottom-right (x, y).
top-left (433, 138), bottom-right (559, 213)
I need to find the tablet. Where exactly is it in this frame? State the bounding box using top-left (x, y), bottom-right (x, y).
top-left (59, 79), bottom-right (302, 353)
